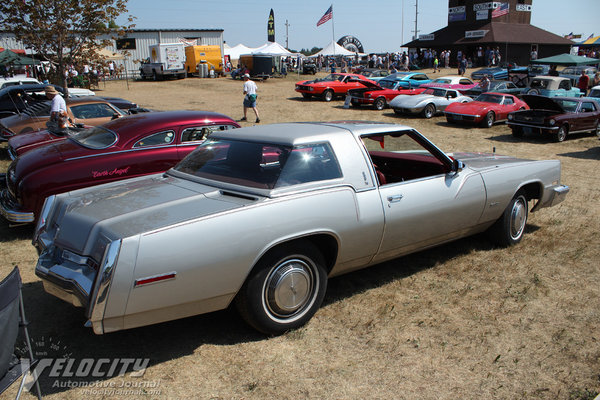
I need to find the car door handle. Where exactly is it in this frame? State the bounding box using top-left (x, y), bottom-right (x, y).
top-left (387, 194), bottom-right (404, 203)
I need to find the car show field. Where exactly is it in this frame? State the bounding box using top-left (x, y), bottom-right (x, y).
top-left (1, 69), bottom-right (599, 400)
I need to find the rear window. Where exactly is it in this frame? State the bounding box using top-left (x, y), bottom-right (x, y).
top-left (174, 138), bottom-right (342, 190)
top-left (70, 126), bottom-right (118, 149)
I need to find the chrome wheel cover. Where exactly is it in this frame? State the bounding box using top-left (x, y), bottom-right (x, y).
top-left (262, 257), bottom-right (318, 322)
top-left (509, 197), bottom-right (527, 240)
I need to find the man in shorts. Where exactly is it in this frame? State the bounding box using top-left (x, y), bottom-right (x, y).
top-left (240, 73), bottom-right (260, 123)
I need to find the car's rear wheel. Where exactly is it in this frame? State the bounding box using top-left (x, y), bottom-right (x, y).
top-left (302, 93), bottom-right (312, 99)
top-left (526, 88), bottom-right (539, 95)
top-left (554, 125), bottom-right (568, 142)
top-left (482, 111), bottom-right (495, 128)
top-left (373, 97), bottom-right (386, 110)
top-left (488, 192), bottom-right (528, 247)
top-left (422, 103), bottom-right (435, 118)
top-left (322, 89), bottom-right (334, 102)
top-left (235, 241), bottom-right (327, 335)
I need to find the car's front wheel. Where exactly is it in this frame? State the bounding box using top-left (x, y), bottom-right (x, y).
top-left (488, 192), bottom-right (528, 246)
top-left (554, 125), bottom-right (568, 142)
top-left (322, 89), bottom-right (334, 102)
top-left (235, 241), bottom-right (328, 335)
top-left (482, 111), bottom-right (495, 128)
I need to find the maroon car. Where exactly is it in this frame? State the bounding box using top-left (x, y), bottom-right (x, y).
top-left (0, 110), bottom-right (239, 225)
top-left (507, 95), bottom-right (600, 142)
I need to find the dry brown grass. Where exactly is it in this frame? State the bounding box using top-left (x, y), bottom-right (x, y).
top-left (1, 68), bottom-right (599, 399)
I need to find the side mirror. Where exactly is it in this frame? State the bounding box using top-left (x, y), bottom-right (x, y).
top-left (452, 159), bottom-right (464, 173)
top-left (111, 113), bottom-right (121, 120)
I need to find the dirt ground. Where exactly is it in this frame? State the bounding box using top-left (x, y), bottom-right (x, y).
top-left (1, 68), bottom-right (599, 400)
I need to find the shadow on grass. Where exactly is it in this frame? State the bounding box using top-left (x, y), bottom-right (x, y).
top-left (0, 219), bottom-right (34, 242)
top-left (558, 146), bottom-right (600, 160)
top-left (16, 224), bottom-right (538, 395)
top-left (487, 131), bottom-right (597, 145)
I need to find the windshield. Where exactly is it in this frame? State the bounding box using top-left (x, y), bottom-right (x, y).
top-left (378, 80), bottom-right (398, 89)
top-left (320, 74), bottom-right (344, 82)
top-left (589, 89), bottom-right (600, 98)
top-left (422, 88), bottom-right (447, 97)
top-left (561, 67), bottom-right (579, 74)
top-left (530, 79), bottom-right (549, 89)
top-left (475, 93), bottom-right (503, 103)
top-left (554, 99), bottom-right (579, 112)
top-left (432, 78), bottom-right (451, 84)
top-left (70, 126), bottom-right (118, 149)
top-left (528, 65), bottom-right (546, 74)
top-left (174, 138), bottom-right (343, 190)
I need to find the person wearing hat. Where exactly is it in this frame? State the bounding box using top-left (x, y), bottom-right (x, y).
top-left (240, 73), bottom-right (260, 123)
top-left (45, 85), bottom-right (68, 130)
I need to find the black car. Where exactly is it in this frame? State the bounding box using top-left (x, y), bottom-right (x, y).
top-left (302, 61), bottom-right (317, 75)
top-left (0, 84), bottom-right (139, 119)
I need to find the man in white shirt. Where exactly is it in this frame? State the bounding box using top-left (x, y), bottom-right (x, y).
top-left (45, 86), bottom-right (68, 130)
top-left (240, 73), bottom-right (260, 123)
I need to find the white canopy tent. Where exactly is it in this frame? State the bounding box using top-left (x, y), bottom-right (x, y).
top-left (252, 42), bottom-right (293, 56)
top-left (310, 41), bottom-right (359, 57)
top-left (224, 43), bottom-right (257, 60)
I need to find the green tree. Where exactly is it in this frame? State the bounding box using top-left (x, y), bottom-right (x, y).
top-left (0, 0), bottom-right (134, 95)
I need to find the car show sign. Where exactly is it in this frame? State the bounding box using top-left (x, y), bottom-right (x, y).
top-left (337, 35), bottom-right (364, 53)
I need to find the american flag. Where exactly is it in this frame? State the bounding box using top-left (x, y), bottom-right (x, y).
top-left (317, 5), bottom-right (333, 27)
top-left (491, 3), bottom-right (509, 18)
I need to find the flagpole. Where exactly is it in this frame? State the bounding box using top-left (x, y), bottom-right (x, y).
top-left (331, 4), bottom-right (335, 56)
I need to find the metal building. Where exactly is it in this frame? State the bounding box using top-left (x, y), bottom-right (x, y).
top-left (1, 28), bottom-right (224, 75)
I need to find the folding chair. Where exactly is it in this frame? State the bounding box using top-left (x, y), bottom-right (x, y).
top-left (0, 266), bottom-right (42, 400)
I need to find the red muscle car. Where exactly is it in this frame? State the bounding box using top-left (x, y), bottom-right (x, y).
top-left (347, 79), bottom-right (426, 110)
top-left (444, 93), bottom-right (529, 128)
top-left (0, 110), bottom-right (239, 225)
top-left (295, 73), bottom-right (374, 101)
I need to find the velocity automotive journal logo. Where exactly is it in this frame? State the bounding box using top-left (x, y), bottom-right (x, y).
top-left (17, 336), bottom-right (161, 396)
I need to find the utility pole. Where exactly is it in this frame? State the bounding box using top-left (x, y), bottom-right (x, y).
top-left (285, 20), bottom-right (290, 49)
top-left (413, 0), bottom-right (419, 40)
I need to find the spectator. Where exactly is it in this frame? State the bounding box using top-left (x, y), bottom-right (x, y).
top-left (239, 74), bottom-right (260, 123)
top-left (577, 70), bottom-right (590, 95)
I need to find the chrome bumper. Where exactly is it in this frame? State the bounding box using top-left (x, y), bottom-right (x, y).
top-left (35, 247), bottom-right (96, 309)
top-left (538, 184), bottom-right (570, 209)
top-left (0, 176), bottom-right (34, 224)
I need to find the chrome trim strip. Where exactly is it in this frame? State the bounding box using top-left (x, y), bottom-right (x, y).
top-left (507, 122), bottom-right (559, 130)
top-left (64, 144), bottom-right (178, 161)
top-left (88, 240), bottom-right (122, 330)
top-left (32, 195), bottom-right (56, 245)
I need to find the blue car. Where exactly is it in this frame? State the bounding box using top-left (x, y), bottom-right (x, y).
top-left (471, 62), bottom-right (528, 80)
top-left (383, 72), bottom-right (432, 89)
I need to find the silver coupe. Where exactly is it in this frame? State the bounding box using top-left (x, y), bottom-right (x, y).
top-left (33, 122), bottom-right (569, 335)
top-left (389, 87), bottom-right (473, 118)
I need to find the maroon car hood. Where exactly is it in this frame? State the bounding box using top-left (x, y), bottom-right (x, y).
top-left (13, 139), bottom-right (92, 178)
top-left (520, 95), bottom-right (565, 112)
top-left (8, 130), bottom-right (64, 156)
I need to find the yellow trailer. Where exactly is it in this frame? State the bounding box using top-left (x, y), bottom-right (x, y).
top-left (184, 45), bottom-right (224, 77)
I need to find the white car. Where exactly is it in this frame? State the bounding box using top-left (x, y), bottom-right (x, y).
top-left (389, 87), bottom-right (473, 118)
top-left (0, 76), bottom-right (95, 96)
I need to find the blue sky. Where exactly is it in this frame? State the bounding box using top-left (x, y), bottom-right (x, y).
top-left (117, 0), bottom-right (600, 52)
